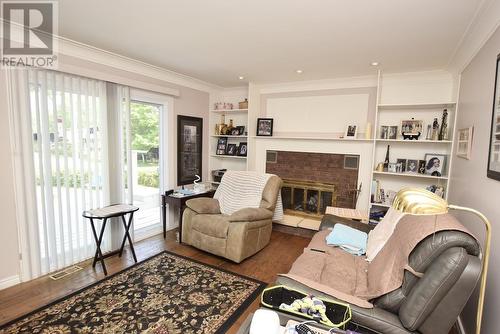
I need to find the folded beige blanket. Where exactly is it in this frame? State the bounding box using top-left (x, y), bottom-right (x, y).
top-left (280, 213), bottom-right (475, 308)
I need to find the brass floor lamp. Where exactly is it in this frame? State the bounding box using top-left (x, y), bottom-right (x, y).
top-left (392, 188), bottom-right (491, 334)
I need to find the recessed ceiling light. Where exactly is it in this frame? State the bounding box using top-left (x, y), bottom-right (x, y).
top-left (296, 69), bottom-right (303, 74)
top-left (371, 62), bottom-right (379, 66)
top-left (238, 76), bottom-right (244, 80)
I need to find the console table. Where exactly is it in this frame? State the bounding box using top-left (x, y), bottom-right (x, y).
top-left (161, 189), bottom-right (216, 242)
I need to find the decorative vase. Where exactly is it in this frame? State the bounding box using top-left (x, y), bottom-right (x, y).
top-left (431, 118), bottom-right (440, 140)
top-left (439, 109), bottom-right (449, 141)
top-left (226, 119), bottom-right (234, 134)
top-left (383, 145), bottom-right (390, 171)
top-left (426, 124), bottom-right (432, 140)
top-left (365, 122), bottom-right (372, 139)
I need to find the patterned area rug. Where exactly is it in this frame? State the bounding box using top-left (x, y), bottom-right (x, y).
top-left (0, 251), bottom-right (266, 334)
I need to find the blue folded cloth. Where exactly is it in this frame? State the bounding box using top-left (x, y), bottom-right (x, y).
top-left (325, 224), bottom-right (368, 256)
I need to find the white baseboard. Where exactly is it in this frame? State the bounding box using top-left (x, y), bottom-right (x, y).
top-left (0, 275), bottom-right (20, 290)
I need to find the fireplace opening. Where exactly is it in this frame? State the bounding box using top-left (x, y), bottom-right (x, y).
top-left (266, 150), bottom-right (359, 219)
top-left (281, 179), bottom-right (336, 218)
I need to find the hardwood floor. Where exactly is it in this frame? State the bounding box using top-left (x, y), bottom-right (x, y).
top-left (0, 229), bottom-right (461, 334)
top-left (0, 229), bottom-right (310, 333)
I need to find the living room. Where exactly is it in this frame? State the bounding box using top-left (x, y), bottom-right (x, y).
top-left (0, 1), bottom-right (499, 334)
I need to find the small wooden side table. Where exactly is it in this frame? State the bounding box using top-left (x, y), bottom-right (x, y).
top-left (161, 189), bottom-right (216, 242)
top-left (82, 204), bottom-right (139, 275)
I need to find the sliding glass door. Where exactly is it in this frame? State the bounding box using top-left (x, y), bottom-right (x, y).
top-left (9, 71), bottom-right (174, 280)
top-left (129, 100), bottom-right (163, 238)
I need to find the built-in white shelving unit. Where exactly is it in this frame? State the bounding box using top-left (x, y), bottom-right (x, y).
top-left (375, 139), bottom-right (452, 144)
top-left (372, 171), bottom-right (449, 180)
top-left (211, 135), bottom-right (248, 138)
top-left (208, 90), bottom-right (250, 185)
top-left (210, 108), bottom-right (248, 113)
top-left (252, 136), bottom-right (373, 142)
top-left (210, 154), bottom-right (247, 160)
top-left (369, 74), bottom-right (457, 215)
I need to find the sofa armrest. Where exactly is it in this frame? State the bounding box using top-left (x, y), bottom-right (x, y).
top-left (228, 207), bottom-right (273, 222)
top-left (320, 214), bottom-right (373, 233)
top-left (185, 198), bottom-right (221, 214)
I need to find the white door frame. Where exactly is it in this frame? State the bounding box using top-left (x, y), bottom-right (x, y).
top-left (129, 89), bottom-right (175, 241)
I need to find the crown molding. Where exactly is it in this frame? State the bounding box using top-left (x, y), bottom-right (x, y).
top-left (57, 36), bottom-right (223, 93)
top-left (0, 17), bottom-right (223, 93)
top-left (447, 0), bottom-right (500, 74)
top-left (256, 75), bottom-right (378, 94)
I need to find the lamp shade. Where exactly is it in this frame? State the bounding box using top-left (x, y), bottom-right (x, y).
top-left (391, 188), bottom-right (449, 215)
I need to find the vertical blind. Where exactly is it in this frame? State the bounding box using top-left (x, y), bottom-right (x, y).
top-left (12, 69), bottom-right (110, 278)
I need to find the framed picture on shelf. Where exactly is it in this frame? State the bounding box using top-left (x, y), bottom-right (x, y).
top-left (406, 159), bottom-right (418, 173)
top-left (427, 184), bottom-right (445, 198)
top-left (177, 115), bottom-right (203, 185)
top-left (216, 137), bottom-right (228, 155)
top-left (380, 126), bottom-right (389, 139)
top-left (257, 118), bottom-right (274, 136)
top-left (236, 126), bottom-right (245, 135)
top-left (396, 159), bottom-right (407, 172)
top-left (237, 142), bottom-right (248, 156)
top-left (226, 143), bottom-right (237, 155)
top-left (418, 160), bottom-right (426, 174)
top-left (388, 163), bottom-right (397, 173)
top-left (401, 119), bottom-right (423, 140)
top-left (457, 126), bottom-right (474, 160)
top-left (425, 153), bottom-right (446, 176)
top-left (488, 54), bottom-right (500, 181)
top-left (388, 126), bottom-right (398, 139)
top-left (345, 125), bottom-right (358, 139)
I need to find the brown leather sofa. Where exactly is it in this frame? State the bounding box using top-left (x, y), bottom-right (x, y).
top-left (277, 215), bottom-right (481, 334)
top-left (181, 175), bottom-right (282, 263)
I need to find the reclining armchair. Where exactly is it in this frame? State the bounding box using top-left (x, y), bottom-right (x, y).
top-left (182, 175), bottom-right (282, 263)
top-left (278, 215), bottom-right (481, 334)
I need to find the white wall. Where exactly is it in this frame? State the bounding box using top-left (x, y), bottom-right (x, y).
top-left (265, 90), bottom-right (372, 137)
top-left (449, 25), bottom-right (500, 334)
top-left (379, 70), bottom-right (456, 105)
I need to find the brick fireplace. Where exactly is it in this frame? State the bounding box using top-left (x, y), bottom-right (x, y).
top-left (266, 151), bottom-right (360, 217)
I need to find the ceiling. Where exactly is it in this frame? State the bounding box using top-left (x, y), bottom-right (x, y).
top-left (58, 0), bottom-right (483, 87)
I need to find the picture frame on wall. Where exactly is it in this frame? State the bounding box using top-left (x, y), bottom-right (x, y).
top-left (457, 126), bottom-right (474, 160)
top-left (257, 118), bottom-right (274, 136)
top-left (345, 125), bottom-right (357, 139)
top-left (177, 115), bottom-right (203, 185)
top-left (487, 54), bottom-right (500, 181)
